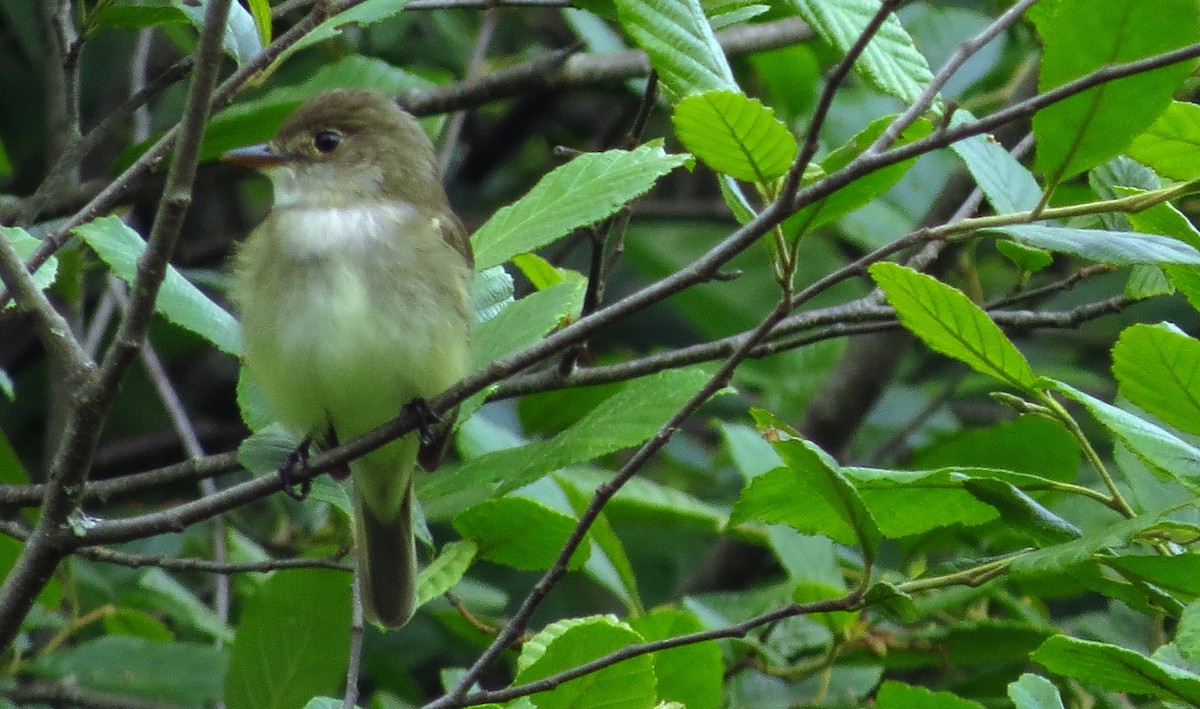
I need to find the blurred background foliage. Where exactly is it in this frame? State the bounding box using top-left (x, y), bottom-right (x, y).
top-left (3, 0), bottom-right (1200, 707)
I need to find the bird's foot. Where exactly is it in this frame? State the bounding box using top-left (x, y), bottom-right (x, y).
top-left (403, 398), bottom-right (441, 447)
top-left (279, 435), bottom-right (314, 501)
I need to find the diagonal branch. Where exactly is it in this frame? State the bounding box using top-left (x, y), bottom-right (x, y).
top-left (0, 0), bottom-right (236, 653)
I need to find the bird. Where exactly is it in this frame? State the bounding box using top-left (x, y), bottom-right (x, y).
top-left (226, 89), bottom-right (472, 627)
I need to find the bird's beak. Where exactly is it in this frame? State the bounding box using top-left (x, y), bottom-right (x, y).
top-left (222, 143), bottom-right (288, 168)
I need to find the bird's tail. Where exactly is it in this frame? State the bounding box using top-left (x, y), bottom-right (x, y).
top-left (352, 438), bottom-right (419, 628)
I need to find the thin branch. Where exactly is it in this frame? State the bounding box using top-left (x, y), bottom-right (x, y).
top-left (0, 0), bottom-right (235, 653)
top-left (11, 57), bottom-right (192, 227)
top-left (438, 7), bottom-right (500, 175)
top-left (4, 0), bottom-right (351, 299)
top-left (780, 0), bottom-right (902, 205)
top-left (866, 0), bottom-right (1039, 154)
top-left (3, 681), bottom-right (188, 709)
top-left (0, 452), bottom-right (241, 511)
top-left (400, 18), bottom-right (814, 115)
top-left (559, 71), bottom-right (659, 375)
top-left (439, 284), bottom-right (800, 705)
top-left (495, 277), bottom-right (1133, 399)
top-left (803, 40), bottom-right (1200, 218)
top-left (454, 597), bottom-right (857, 707)
top-left (80, 546), bottom-right (351, 574)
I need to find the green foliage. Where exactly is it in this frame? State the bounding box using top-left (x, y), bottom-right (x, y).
top-left (31, 636), bottom-right (227, 705)
top-left (672, 90), bottom-right (797, 183)
top-left (1033, 635), bottom-right (1200, 703)
top-left (9, 2), bottom-right (1200, 708)
top-left (513, 616), bottom-right (657, 708)
top-left (983, 224), bottom-right (1200, 266)
top-left (870, 262), bottom-right (1036, 390)
top-left (471, 143), bottom-right (691, 270)
top-left (787, 0), bottom-right (934, 104)
top-left (1032, 0), bottom-right (1199, 189)
top-left (73, 216), bottom-right (242, 354)
top-left (1128, 100), bottom-right (1200, 180)
top-left (224, 569), bottom-right (352, 709)
top-left (1112, 323), bottom-right (1200, 436)
top-left (612, 0), bottom-right (736, 98)
top-left (0, 226), bottom-right (58, 305)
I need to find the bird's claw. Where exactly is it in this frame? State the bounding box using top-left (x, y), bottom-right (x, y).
top-left (279, 436), bottom-right (314, 501)
top-left (403, 398), bottom-right (442, 447)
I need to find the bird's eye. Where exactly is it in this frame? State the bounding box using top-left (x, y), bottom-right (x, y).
top-left (313, 130), bottom-right (342, 153)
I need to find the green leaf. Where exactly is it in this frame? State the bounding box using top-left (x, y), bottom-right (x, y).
top-left (731, 414), bottom-right (878, 549)
top-left (471, 143), bottom-right (690, 270)
top-left (1032, 0), bottom-right (1199, 187)
top-left (31, 637), bottom-right (226, 704)
top-left (246, 0), bottom-right (271, 46)
top-left (236, 365), bottom-right (277, 432)
top-left (949, 114), bottom-right (1043, 215)
top-left (1000, 241), bottom-right (1054, 275)
top-left (73, 216), bottom-right (242, 355)
top-left (1, 226), bottom-right (58, 307)
top-left (453, 496), bottom-right (589, 571)
top-left (512, 253), bottom-right (570, 290)
top-left (629, 609), bottom-right (722, 709)
top-left (463, 277), bottom-right (584, 422)
top-left (672, 90), bottom-right (797, 183)
top-left (1128, 101), bottom-right (1200, 180)
top-left (845, 467), bottom-right (1068, 537)
top-left (470, 279), bottom-right (584, 372)
top-left (983, 224), bottom-right (1200, 266)
top-left (172, 0), bottom-right (262, 67)
top-left (962, 478), bottom-right (1082, 545)
top-left (102, 608), bottom-right (174, 642)
top-left (416, 540), bottom-right (478, 606)
top-left (864, 581), bottom-right (918, 622)
top-left (514, 615), bottom-right (656, 709)
top-left (1113, 323), bottom-right (1200, 436)
top-left (472, 265), bottom-right (515, 324)
top-left (612, 0), bottom-right (737, 98)
top-left (1011, 510), bottom-right (1170, 576)
top-left (786, 0), bottom-right (934, 104)
top-left (421, 368), bottom-right (718, 516)
top-left (1008, 674), bottom-right (1066, 709)
top-left (559, 476), bottom-right (643, 612)
top-left (1122, 189), bottom-right (1200, 251)
top-left (264, 0), bottom-right (409, 74)
top-left (1177, 600), bottom-right (1200, 665)
top-left (224, 569), bottom-right (351, 709)
top-left (89, 3), bottom-right (190, 31)
top-left (236, 423), bottom-right (299, 476)
top-left (1033, 635), bottom-right (1200, 703)
top-left (1105, 553), bottom-right (1200, 604)
top-left (909, 416), bottom-right (1080, 481)
top-left (788, 116), bottom-right (932, 236)
top-left (708, 2), bottom-right (769, 30)
top-left (1051, 379), bottom-right (1200, 490)
top-left (138, 568), bottom-right (233, 642)
top-left (561, 468), bottom-right (726, 531)
top-left (870, 262), bottom-right (1036, 390)
top-left (876, 680), bottom-right (985, 708)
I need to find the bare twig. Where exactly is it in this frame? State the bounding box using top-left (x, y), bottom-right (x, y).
top-left (780, 0), bottom-right (902, 206)
top-left (0, 0), bottom-right (236, 652)
top-left (401, 18), bottom-right (814, 115)
top-left (438, 279), bottom-right (800, 704)
top-left (866, 0), bottom-right (1039, 154)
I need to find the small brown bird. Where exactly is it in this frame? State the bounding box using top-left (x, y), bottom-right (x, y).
top-left (226, 89), bottom-right (473, 627)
